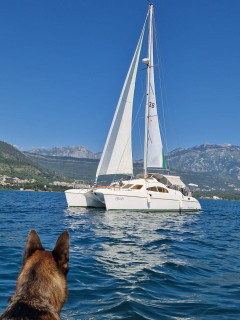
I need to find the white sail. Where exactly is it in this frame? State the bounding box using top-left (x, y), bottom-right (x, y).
top-left (96, 18), bottom-right (147, 180)
top-left (146, 6), bottom-right (165, 168)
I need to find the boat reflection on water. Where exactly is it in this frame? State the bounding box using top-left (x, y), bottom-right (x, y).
top-left (63, 206), bottom-right (240, 320)
top-left (64, 208), bottom-right (201, 280)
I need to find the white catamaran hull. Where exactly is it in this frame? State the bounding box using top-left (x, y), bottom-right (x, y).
top-left (66, 177), bottom-right (201, 212)
top-left (95, 190), bottom-right (201, 212)
top-left (65, 189), bottom-right (105, 208)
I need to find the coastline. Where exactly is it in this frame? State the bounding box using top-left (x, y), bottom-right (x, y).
top-left (0, 188), bottom-right (239, 201)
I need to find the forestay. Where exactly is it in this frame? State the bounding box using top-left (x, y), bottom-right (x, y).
top-left (96, 15), bottom-right (147, 181)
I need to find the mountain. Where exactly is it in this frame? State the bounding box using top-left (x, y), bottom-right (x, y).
top-left (25, 152), bottom-right (240, 191)
top-left (25, 153), bottom-right (99, 182)
top-left (27, 143), bottom-right (240, 179)
top-left (28, 146), bottom-right (101, 159)
top-left (1, 140), bottom-right (239, 195)
top-left (167, 143), bottom-right (240, 178)
top-left (0, 141), bottom-right (65, 182)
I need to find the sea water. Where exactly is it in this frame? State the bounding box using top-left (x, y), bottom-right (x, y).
top-left (0, 190), bottom-right (239, 319)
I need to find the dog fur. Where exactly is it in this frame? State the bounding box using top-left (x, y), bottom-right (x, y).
top-left (0, 230), bottom-right (70, 320)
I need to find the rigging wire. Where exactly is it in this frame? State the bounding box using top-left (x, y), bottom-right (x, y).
top-left (153, 9), bottom-right (171, 170)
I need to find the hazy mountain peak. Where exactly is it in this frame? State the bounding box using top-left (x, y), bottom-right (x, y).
top-left (167, 143), bottom-right (240, 178)
top-left (28, 145), bottom-right (102, 159)
top-left (220, 143), bottom-right (232, 147)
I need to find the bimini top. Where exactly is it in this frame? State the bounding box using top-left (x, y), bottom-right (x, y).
top-left (159, 175), bottom-right (185, 188)
top-left (137, 173), bottom-right (186, 188)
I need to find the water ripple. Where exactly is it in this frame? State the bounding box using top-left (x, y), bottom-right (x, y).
top-left (0, 191), bottom-right (240, 319)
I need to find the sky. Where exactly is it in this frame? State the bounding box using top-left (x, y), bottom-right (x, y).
top-left (0, 0), bottom-right (240, 159)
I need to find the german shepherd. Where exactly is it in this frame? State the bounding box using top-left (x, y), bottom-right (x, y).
top-left (0, 230), bottom-right (69, 320)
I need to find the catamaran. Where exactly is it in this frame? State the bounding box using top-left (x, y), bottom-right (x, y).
top-left (65, 3), bottom-right (201, 212)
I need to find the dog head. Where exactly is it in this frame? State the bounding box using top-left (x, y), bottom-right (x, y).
top-left (15, 230), bottom-right (70, 313)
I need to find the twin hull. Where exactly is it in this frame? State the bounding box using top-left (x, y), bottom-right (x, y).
top-left (65, 188), bottom-right (201, 212)
top-left (65, 189), bottom-right (105, 208)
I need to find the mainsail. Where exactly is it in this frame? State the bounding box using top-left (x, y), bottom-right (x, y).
top-left (96, 16), bottom-right (147, 181)
top-left (145, 5), bottom-right (166, 169)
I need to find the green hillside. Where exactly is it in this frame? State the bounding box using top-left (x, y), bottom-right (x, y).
top-left (0, 141), bottom-right (65, 183)
top-left (25, 153), bottom-right (144, 184)
top-left (24, 153), bottom-right (99, 181)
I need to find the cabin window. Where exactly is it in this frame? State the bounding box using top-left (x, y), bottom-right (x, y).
top-left (147, 187), bottom-right (158, 192)
top-left (122, 184), bottom-right (134, 189)
top-left (131, 184), bottom-right (143, 190)
top-left (157, 187), bottom-right (168, 193)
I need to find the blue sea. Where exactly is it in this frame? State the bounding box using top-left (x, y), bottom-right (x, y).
top-left (0, 190), bottom-right (240, 319)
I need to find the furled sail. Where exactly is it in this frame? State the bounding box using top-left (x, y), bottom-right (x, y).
top-left (146, 7), bottom-right (166, 169)
top-left (96, 17), bottom-right (147, 180)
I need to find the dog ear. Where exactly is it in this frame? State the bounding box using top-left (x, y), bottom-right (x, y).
top-left (53, 231), bottom-right (70, 274)
top-left (23, 230), bottom-right (44, 266)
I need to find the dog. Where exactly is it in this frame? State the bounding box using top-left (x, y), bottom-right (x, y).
top-left (0, 230), bottom-right (69, 320)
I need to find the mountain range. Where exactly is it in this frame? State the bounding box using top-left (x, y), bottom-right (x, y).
top-left (28, 146), bottom-right (102, 159)
top-left (2, 140), bottom-right (239, 194)
top-left (24, 152), bottom-right (240, 192)
top-left (28, 143), bottom-right (240, 179)
top-left (166, 143), bottom-right (240, 179)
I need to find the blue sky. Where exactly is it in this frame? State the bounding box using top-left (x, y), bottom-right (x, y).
top-left (0, 0), bottom-right (239, 158)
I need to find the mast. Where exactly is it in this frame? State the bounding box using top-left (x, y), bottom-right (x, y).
top-left (143, 3), bottom-right (153, 178)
